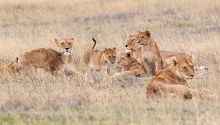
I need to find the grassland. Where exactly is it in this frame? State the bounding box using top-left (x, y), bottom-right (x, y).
top-left (0, 0), bottom-right (220, 125)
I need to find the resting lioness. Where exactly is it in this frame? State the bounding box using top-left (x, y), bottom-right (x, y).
top-left (112, 52), bottom-right (145, 79)
top-left (0, 58), bottom-right (20, 73)
top-left (146, 57), bottom-right (195, 99)
top-left (83, 38), bottom-right (116, 82)
top-left (18, 38), bottom-right (81, 77)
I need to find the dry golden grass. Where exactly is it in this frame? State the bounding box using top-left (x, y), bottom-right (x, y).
top-left (0, 0), bottom-right (220, 125)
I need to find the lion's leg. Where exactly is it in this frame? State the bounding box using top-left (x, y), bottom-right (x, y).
top-left (66, 70), bottom-right (85, 81)
top-left (154, 58), bottom-right (163, 75)
top-left (112, 71), bottom-right (135, 79)
top-left (157, 84), bottom-right (193, 99)
top-left (99, 67), bottom-right (112, 83)
top-left (142, 58), bottom-right (151, 75)
top-left (51, 69), bottom-right (65, 78)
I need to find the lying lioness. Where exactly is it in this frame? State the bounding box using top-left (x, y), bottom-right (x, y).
top-left (146, 57), bottom-right (195, 99)
top-left (17, 38), bottom-right (81, 77)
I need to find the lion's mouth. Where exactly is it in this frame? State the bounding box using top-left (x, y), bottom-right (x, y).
top-left (186, 76), bottom-right (194, 80)
top-left (63, 51), bottom-right (71, 56)
top-left (63, 50), bottom-right (71, 53)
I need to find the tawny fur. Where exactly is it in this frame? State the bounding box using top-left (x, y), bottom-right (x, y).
top-left (146, 58), bottom-right (195, 99)
top-left (17, 38), bottom-right (82, 78)
top-left (0, 58), bottom-right (20, 73)
top-left (83, 38), bottom-right (116, 72)
top-left (113, 53), bottom-right (145, 79)
top-left (134, 31), bottom-right (163, 75)
top-left (125, 33), bottom-right (192, 74)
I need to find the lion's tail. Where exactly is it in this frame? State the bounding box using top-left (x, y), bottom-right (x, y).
top-left (92, 38), bottom-right (97, 49)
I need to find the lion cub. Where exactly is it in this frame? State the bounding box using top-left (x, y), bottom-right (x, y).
top-left (83, 38), bottom-right (116, 82)
top-left (146, 57), bottom-right (195, 99)
top-left (113, 52), bottom-right (145, 79)
top-left (18, 38), bottom-right (78, 76)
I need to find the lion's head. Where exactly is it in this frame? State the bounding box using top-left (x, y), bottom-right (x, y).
top-left (55, 38), bottom-right (74, 53)
top-left (173, 57), bottom-right (195, 79)
top-left (102, 47), bottom-right (117, 64)
top-left (135, 31), bottom-right (151, 45)
top-left (125, 34), bottom-right (141, 51)
top-left (117, 52), bottom-right (134, 66)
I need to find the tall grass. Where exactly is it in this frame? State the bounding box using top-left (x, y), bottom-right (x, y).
top-left (0, 0), bottom-right (219, 125)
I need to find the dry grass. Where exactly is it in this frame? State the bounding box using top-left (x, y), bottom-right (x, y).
top-left (0, 0), bottom-right (220, 125)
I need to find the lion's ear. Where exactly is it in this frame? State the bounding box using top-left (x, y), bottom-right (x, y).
top-left (145, 31), bottom-right (151, 37)
top-left (104, 48), bottom-right (108, 53)
top-left (172, 57), bottom-right (178, 66)
top-left (112, 47), bottom-right (116, 52)
top-left (54, 39), bottom-right (59, 45)
top-left (128, 34), bottom-right (133, 39)
top-left (190, 55), bottom-right (194, 63)
top-left (172, 59), bottom-right (177, 66)
top-left (15, 57), bottom-right (19, 63)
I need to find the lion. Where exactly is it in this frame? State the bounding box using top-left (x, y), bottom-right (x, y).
top-left (0, 58), bottom-right (20, 73)
top-left (125, 34), bottom-right (192, 70)
top-left (146, 57), bottom-right (195, 99)
top-left (134, 31), bottom-right (163, 75)
top-left (112, 52), bottom-right (145, 79)
top-left (83, 38), bottom-right (117, 82)
top-left (17, 38), bottom-right (82, 77)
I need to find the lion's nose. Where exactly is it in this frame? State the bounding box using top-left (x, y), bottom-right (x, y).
top-left (65, 48), bottom-right (69, 50)
top-left (190, 75), bottom-right (194, 77)
top-left (125, 45), bottom-right (128, 48)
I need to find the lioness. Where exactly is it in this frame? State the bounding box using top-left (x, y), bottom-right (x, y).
top-left (125, 34), bottom-right (192, 70)
top-left (0, 58), bottom-right (20, 73)
top-left (18, 38), bottom-right (80, 77)
top-left (146, 57), bottom-right (195, 99)
top-left (83, 38), bottom-right (116, 82)
top-left (113, 52), bottom-right (145, 79)
top-left (134, 31), bottom-right (163, 75)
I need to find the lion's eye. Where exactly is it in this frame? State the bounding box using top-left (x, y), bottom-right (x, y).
top-left (61, 43), bottom-right (64, 45)
top-left (121, 58), bottom-right (124, 59)
top-left (68, 43), bottom-right (71, 45)
top-left (141, 36), bottom-right (144, 38)
top-left (183, 67), bottom-right (187, 69)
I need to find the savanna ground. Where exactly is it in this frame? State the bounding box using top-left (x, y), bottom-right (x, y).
top-left (0, 0), bottom-right (220, 125)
